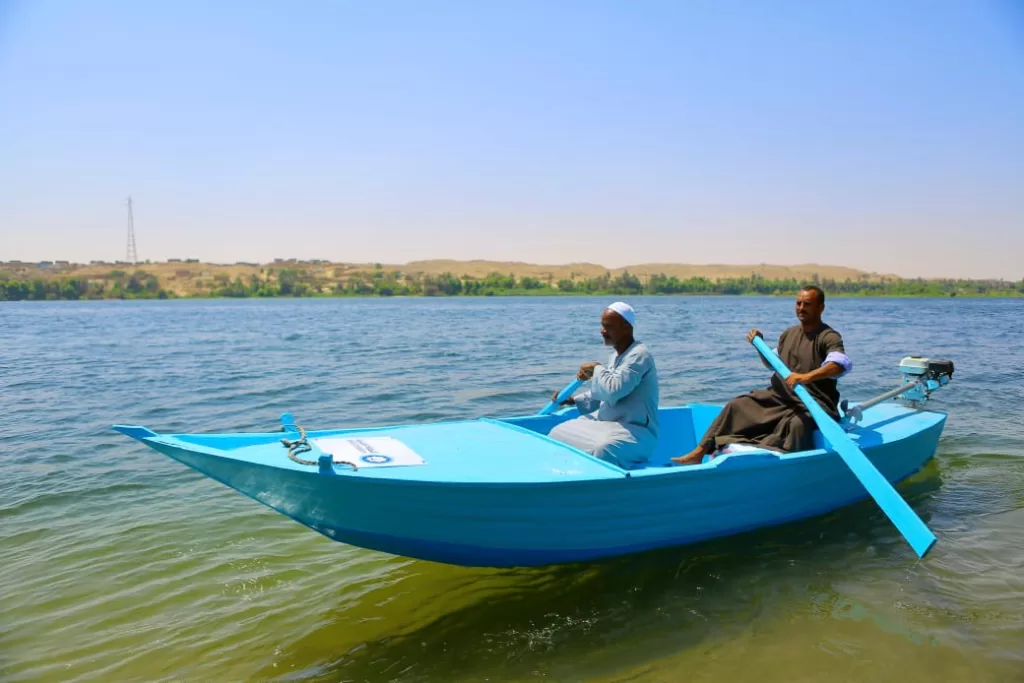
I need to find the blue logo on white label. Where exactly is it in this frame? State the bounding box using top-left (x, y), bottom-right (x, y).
top-left (361, 454), bottom-right (392, 464)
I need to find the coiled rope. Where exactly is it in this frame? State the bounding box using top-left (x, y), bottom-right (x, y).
top-left (280, 425), bottom-right (358, 470)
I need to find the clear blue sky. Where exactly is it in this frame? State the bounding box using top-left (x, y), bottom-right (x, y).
top-left (1, 0), bottom-right (1022, 279)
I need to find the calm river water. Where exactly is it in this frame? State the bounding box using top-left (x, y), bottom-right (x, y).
top-left (2, 296), bottom-right (1022, 682)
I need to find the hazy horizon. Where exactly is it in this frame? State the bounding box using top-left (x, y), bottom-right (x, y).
top-left (2, 1), bottom-right (1022, 279)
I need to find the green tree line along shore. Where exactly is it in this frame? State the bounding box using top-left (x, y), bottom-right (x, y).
top-left (2, 267), bottom-right (1022, 301)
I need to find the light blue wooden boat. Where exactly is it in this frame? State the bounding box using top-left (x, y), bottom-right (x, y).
top-left (113, 357), bottom-right (954, 567)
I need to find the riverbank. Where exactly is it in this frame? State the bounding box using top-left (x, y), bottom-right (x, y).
top-left (2, 270), bottom-right (1021, 301)
top-left (4, 258), bottom-right (1021, 301)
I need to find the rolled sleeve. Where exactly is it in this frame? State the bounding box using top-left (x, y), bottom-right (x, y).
top-left (820, 329), bottom-right (851, 375)
top-left (823, 351), bottom-right (853, 375)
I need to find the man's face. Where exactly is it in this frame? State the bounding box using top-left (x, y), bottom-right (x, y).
top-left (795, 289), bottom-right (824, 324)
top-left (601, 310), bottom-right (630, 345)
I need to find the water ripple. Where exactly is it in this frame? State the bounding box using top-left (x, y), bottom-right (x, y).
top-left (1, 296), bottom-right (1023, 682)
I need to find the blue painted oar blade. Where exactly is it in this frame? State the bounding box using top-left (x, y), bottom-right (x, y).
top-left (750, 336), bottom-right (936, 558)
top-left (538, 378), bottom-right (585, 415)
top-left (808, 399), bottom-right (936, 556)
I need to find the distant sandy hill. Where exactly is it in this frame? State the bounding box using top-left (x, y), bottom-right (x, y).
top-left (378, 259), bottom-right (895, 282)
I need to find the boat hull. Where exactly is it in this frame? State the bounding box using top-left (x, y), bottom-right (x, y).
top-left (117, 403), bottom-right (947, 567)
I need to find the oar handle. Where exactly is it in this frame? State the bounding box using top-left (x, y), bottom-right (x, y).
top-left (751, 335), bottom-right (788, 377)
top-left (751, 335), bottom-right (828, 416)
top-left (538, 378), bottom-right (585, 415)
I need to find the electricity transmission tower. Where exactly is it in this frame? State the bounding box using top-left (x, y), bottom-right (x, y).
top-left (126, 197), bottom-right (138, 266)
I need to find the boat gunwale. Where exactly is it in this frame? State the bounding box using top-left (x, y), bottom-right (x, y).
top-left (113, 404), bottom-right (948, 486)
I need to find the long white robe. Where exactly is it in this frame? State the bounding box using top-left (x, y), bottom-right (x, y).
top-left (547, 341), bottom-right (660, 469)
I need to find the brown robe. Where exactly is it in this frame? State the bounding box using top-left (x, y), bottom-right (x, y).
top-left (699, 323), bottom-right (846, 453)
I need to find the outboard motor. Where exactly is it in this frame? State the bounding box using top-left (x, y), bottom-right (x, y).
top-left (897, 356), bottom-right (955, 405)
top-left (842, 356), bottom-right (955, 426)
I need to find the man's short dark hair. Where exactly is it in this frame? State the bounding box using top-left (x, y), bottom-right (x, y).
top-left (800, 284), bottom-right (825, 304)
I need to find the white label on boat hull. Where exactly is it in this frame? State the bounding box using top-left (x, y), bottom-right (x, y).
top-left (310, 436), bottom-right (427, 467)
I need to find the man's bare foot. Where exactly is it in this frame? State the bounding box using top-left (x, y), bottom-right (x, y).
top-left (671, 448), bottom-right (708, 465)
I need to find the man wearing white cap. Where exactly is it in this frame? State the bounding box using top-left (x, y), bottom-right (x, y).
top-left (547, 301), bottom-right (660, 469)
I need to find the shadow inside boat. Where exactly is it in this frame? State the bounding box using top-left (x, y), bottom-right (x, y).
top-left (848, 411), bottom-right (942, 448)
top-left (264, 462), bottom-right (944, 682)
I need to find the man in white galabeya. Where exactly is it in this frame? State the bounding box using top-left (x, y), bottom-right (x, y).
top-left (547, 301), bottom-right (660, 469)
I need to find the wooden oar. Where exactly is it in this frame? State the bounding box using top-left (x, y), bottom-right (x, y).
top-left (538, 378), bottom-right (585, 415)
top-left (750, 335), bottom-right (937, 558)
